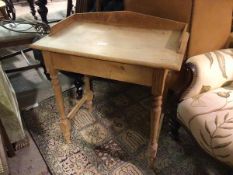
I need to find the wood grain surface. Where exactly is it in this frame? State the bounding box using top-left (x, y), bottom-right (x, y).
top-left (31, 11), bottom-right (188, 71)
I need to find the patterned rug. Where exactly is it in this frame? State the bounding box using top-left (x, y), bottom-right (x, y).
top-left (23, 79), bottom-right (231, 175)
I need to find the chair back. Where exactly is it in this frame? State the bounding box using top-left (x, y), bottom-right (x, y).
top-left (124, 0), bottom-right (192, 23)
top-left (188, 0), bottom-right (233, 57)
top-left (124, 0), bottom-right (233, 57)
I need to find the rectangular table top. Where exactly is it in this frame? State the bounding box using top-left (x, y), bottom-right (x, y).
top-left (31, 11), bottom-right (188, 71)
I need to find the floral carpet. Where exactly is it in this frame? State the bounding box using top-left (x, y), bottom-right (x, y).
top-left (23, 79), bottom-right (231, 175)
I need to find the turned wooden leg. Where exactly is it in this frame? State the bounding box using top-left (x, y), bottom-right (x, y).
top-left (149, 96), bottom-right (162, 167)
top-left (83, 76), bottom-right (93, 112)
top-left (96, 0), bottom-right (101, 11)
top-left (42, 52), bottom-right (71, 143)
top-left (75, 0), bottom-right (88, 13)
top-left (74, 76), bottom-right (84, 100)
top-left (50, 73), bottom-right (71, 143)
top-left (35, 0), bottom-right (48, 23)
top-left (27, 0), bottom-right (38, 20)
top-left (66, 76), bottom-right (93, 120)
top-left (166, 90), bottom-right (181, 141)
top-left (170, 112), bottom-right (181, 141)
top-left (66, 0), bottom-right (73, 17)
top-left (169, 115), bottom-right (180, 141)
top-left (149, 69), bottom-right (168, 168)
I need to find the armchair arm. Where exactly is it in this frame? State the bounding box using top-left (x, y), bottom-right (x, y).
top-left (225, 32), bottom-right (233, 48)
top-left (181, 49), bottom-right (233, 100)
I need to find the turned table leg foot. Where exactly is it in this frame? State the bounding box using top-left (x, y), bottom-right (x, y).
top-left (149, 142), bottom-right (158, 167)
top-left (60, 119), bottom-right (71, 143)
top-left (149, 95), bottom-right (162, 167)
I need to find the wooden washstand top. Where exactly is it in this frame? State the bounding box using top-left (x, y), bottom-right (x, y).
top-left (31, 11), bottom-right (189, 71)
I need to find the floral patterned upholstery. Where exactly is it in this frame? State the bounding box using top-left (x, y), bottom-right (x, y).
top-left (178, 49), bottom-right (233, 166)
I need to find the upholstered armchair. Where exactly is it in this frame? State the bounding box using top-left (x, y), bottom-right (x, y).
top-left (177, 49), bottom-right (233, 166)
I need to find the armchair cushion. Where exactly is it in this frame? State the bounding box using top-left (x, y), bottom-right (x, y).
top-left (178, 86), bottom-right (233, 166)
top-left (182, 49), bottom-right (233, 100)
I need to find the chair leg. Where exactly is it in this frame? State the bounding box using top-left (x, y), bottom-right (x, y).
top-left (26, 0), bottom-right (38, 20)
top-left (166, 90), bottom-right (181, 141)
top-left (169, 114), bottom-right (180, 141)
top-left (74, 76), bottom-right (84, 100)
top-left (66, 0), bottom-right (73, 17)
top-left (35, 0), bottom-right (48, 23)
top-left (0, 48), bottom-right (32, 61)
top-left (83, 76), bottom-right (94, 112)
